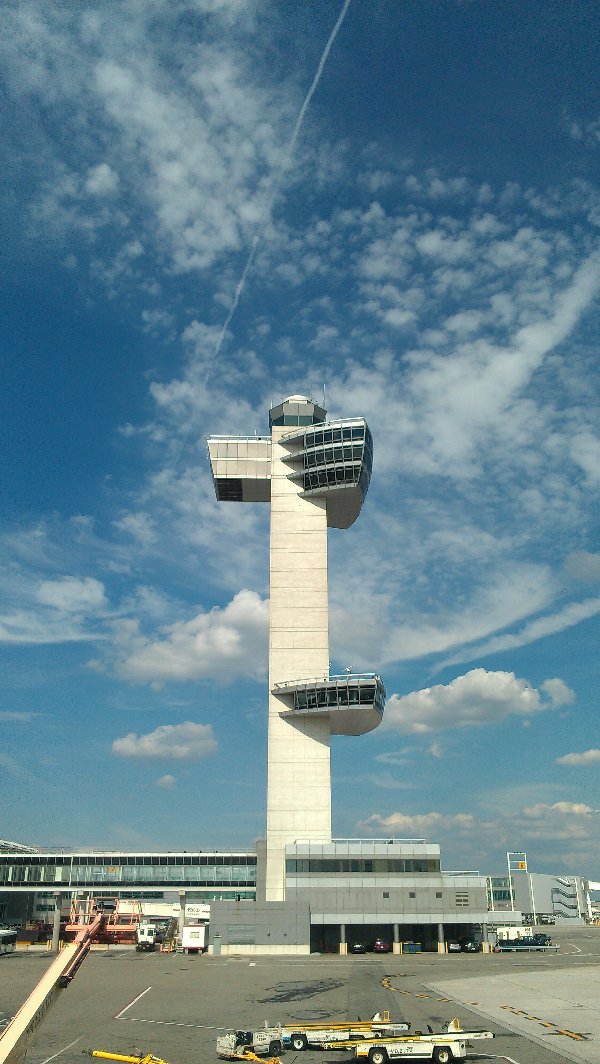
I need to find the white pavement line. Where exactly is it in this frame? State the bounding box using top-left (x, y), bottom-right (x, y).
top-left (115, 986), bottom-right (152, 1019)
top-left (119, 1018), bottom-right (219, 1030)
top-left (38, 1037), bottom-right (83, 1063)
top-left (486, 1057), bottom-right (522, 1064)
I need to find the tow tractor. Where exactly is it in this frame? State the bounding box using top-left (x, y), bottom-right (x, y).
top-left (216, 1024), bottom-right (284, 1060)
top-left (323, 1019), bottom-right (494, 1064)
top-left (281, 1012), bottom-right (410, 1051)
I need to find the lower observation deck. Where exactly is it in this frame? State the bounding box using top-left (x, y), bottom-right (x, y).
top-left (273, 674), bottom-right (385, 735)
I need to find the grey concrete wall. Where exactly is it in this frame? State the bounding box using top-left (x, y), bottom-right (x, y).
top-left (209, 898), bottom-right (311, 949)
top-left (288, 881), bottom-right (488, 923)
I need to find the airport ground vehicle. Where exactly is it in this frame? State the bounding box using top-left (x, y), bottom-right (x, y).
top-left (216, 1025), bottom-right (284, 1059)
top-left (322, 1018), bottom-right (493, 1062)
top-left (495, 925), bottom-right (533, 943)
top-left (136, 922), bottom-right (162, 951)
top-left (282, 1013), bottom-right (410, 1051)
top-left (0, 928), bottom-right (17, 955)
top-left (181, 923), bottom-right (207, 952)
top-left (353, 1040), bottom-right (467, 1063)
top-left (495, 937), bottom-right (558, 952)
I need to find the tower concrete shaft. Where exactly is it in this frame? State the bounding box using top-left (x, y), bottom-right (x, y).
top-left (267, 427), bottom-right (331, 900)
top-left (207, 395), bottom-right (384, 900)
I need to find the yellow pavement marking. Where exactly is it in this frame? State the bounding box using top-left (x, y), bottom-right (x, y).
top-left (499, 1006), bottom-right (586, 1040)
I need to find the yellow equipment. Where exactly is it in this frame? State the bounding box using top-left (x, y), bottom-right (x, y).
top-left (90, 1051), bottom-right (279, 1064)
top-left (90, 1053), bottom-right (171, 1064)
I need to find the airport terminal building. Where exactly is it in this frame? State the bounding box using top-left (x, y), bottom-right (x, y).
top-left (0, 840), bottom-right (489, 953)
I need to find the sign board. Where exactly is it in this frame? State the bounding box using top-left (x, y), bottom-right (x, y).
top-left (185, 903), bottom-right (210, 919)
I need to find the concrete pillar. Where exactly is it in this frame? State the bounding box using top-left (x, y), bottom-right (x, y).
top-left (393, 922), bottom-right (401, 955)
top-left (339, 923), bottom-right (347, 955)
top-left (437, 922), bottom-right (445, 953)
top-left (266, 428), bottom-right (331, 901)
top-left (51, 893), bottom-right (62, 953)
top-left (177, 890), bottom-right (186, 947)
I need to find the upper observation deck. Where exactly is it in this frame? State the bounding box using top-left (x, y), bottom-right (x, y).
top-left (279, 417), bottom-right (373, 528)
top-left (206, 397), bottom-right (373, 526)
top-left (272, 673), bottom-right (385, 735)
top-left (207, 435), bottom-right (272, 502)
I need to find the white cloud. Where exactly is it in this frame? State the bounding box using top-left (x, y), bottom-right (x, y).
top-left (35, 575), bottom-right (107, 613)
top-left (522, 802), bottom-right (595, 818)
top-left (382, 668), bottom-right (573, 735)
top-left (440, 597), bottom-right (600, 667)
top-left (84, 162), bottom-right (119, 196)
top-left (540, 678), bottom-right (576, 706)
top-left (360, 811), bottom-right (476, 835)
top-left (156, 773), bottom-right (176, 788)
top-left (115, 588), bottom-right (268, 684)
top-left (113, 512), bottom-right (157, 547)
top-left (112, 721), bottom-right (217, 760)
top-left (556, 749), bottom-right (600, 766)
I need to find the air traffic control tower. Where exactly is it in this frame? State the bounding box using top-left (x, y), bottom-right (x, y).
top-left (208, 396), bottom-right (385, 901)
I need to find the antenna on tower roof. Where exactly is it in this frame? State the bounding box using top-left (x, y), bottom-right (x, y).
top-left (322, 383), bottom-right (326, 408)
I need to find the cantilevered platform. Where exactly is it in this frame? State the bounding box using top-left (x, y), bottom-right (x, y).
top-left (272, 674), bottom-right (385, 735)
top-left (206, 417), bottom-right (373, 528)
top-left (280, 417), bottom-right (373, 528)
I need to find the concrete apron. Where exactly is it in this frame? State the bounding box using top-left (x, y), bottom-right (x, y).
top-left (426, 966), bottom-right (600, 1064)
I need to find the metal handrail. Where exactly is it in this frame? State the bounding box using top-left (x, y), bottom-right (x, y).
top-left (274, 673), bottom-right (382, 689)
top-left (279, 417), bottom-right (366, 441)
top-left (206, 435), bottom-right (271, 442)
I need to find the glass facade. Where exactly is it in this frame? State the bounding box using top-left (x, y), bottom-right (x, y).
top-left (283, 420), bottom-right (373, 501)
top-left (286, 857), bottom-right (441, 874)
top-left (0, 853), bottom-right (257, 890)
top-left (289, 675), bottom-right (385, 714)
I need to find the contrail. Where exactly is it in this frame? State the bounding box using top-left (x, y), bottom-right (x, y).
top-left (205, 0), bottom-right (353, 381)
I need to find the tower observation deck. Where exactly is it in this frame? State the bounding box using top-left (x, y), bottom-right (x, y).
top-left (207, 395), bottom-right (385, 900)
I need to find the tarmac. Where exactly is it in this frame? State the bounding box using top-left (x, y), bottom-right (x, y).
top-left (2, 925), bottom-right (600, 1064)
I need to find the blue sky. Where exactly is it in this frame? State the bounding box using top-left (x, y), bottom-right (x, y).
top-left (2, 0), bottom-right (600, 879)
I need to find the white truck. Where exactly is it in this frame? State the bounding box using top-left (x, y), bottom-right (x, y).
top-left (216, 1024), bottom-right (284, 1060)
top-left (282, 1013), bottom-right (410, 1051)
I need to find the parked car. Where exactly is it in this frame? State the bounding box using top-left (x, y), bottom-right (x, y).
top-left (350, 941), bottom-right (366, 953)
top-left (373, 938), bottom-right (391, 952)
top-left (461, 939), bottom-right (481, 952)
top-left (446, 940), bottom-right (462, 952)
